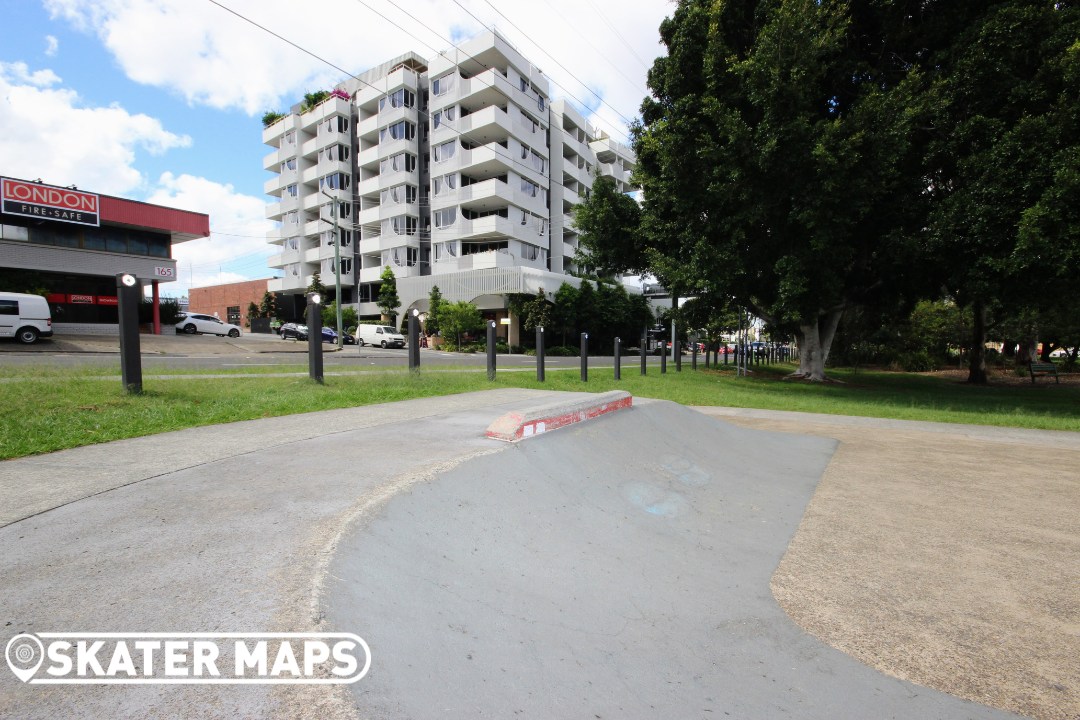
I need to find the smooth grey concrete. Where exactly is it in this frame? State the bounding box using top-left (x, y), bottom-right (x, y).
top-left (0, 389), bottom-right (588, 719)
top-left (326, 400), bottom-right (1026, 720)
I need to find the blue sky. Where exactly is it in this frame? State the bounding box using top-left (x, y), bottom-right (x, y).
top-left (1, 0), bottom-right (669, 296)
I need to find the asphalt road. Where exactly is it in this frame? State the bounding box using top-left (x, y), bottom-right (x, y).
top-left (0, 332), bottom-right (682, 372)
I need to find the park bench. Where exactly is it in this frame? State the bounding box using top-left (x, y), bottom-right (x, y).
top-left (1029, 362), bottom-right (1059, 384)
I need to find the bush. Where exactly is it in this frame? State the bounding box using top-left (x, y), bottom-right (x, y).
top-left (897, 350), bottom-right (935, 372)
top-left (547, 345), bottom-right (580, 357)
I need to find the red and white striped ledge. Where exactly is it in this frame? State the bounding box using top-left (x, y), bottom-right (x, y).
top-left (485, 391), bottom-right (633, 442)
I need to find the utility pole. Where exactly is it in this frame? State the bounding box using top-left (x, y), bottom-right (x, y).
top-left (320, 188), bottom-right (344, 349)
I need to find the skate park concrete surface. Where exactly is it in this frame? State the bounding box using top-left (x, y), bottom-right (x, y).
top-left (0, 389), bottom-right (1066, 719)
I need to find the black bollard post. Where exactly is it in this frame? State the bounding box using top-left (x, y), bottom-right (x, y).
top-left (724, 344), bottom-right (729, 366)
top-left (661, 340), bottom-right (667, 374)
top-left (408, 309), bottom-right (420, 374)
top-left (614, 337), bottom-right (621, 381)
top-left (116, 273), bottom-right (142, 394)
top-left (675, 340), bottom-right (682, 372)
top-left (691, 339), bottom-right (698, 370)
top-left (640, 330), bottom-right (647, 376)
top-left (536, 327), bottom-right (545, 382)
top-left (580, 332), bottom-right (589, 382)
top-left (486, 320), bottom-right (496, 381)
top-left (307, 293), bottom-right (323, 384)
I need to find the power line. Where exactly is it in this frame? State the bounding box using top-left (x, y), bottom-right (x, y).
top-left (478, 0), bottom-right (638, 129)
top-left (582, 0), bottom-right (654, 72)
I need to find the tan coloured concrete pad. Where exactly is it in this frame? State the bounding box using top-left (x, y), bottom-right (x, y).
top-left (695, 407), bottom-right (1080, 720)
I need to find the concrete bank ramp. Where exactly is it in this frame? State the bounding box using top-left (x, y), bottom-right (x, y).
top-left (327, 399), bottom-right (1022, 719)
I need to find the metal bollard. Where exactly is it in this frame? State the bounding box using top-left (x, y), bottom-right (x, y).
top-left (675, 340), bottom-right (682, 372)
top-left (408, 310), bottom-right (420, 374)
top-left (580, 332), bottom-right (589, 382)
top-left (614, 337), bottom-right (621, 381)
top-left (536, 327), bottom-right (546, 382)
top-left (486, 320), bottom-right (496, 381)
top-left (661, 343), bottom-right (667, 374)
top-left (116, 273), bottom-right (142, 394)
top-left (307, 293), bottom-right (323, 384)
top-left (691, 340), bottom-right (697, 370)
top-left (640, 330), bottom-right (647, 376)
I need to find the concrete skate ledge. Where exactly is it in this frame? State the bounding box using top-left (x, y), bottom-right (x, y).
top-left (485, 390), bottom-right (633, 442)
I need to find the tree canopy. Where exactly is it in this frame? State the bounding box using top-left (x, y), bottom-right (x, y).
top-left (631, 0), bottom-right (1080, 382)
top-left (377, 266), bottom-right (401, 325)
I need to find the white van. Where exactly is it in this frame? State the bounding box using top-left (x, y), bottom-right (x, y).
top-left (0, 292), bottom-right (53, 344)
top-left (355, 324), bottom-right (405, 348)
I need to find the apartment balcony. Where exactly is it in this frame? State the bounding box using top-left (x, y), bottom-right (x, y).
top-left (358, 266), bottom-right (384, 283)
top-left (379, 166), bottom-right (420, 189)
top-left (358, 144), bottom-right (380, 170)
top-left (357, 113), bottom-right (379, 142)
top-left (266, 201), bottom-right (283, 220)
top-left (432, 140), bottom-right (513, 179)
top-left (376, 135), bottom-right (416, 161)
top-left (261, 115), bottom-right (292, 145)
top-left (300, 135), bottom-right (318, 160)
top-left (379, 233), bottom-right (420, 252)
top-left (357, 175), bottom-right (382, 197)
top-left (297, 97), bottom-right (352, 133)
top-left (378, 202), bottom-right (420, 221)
top-left (590, 135), bottom-right (634, 165)
top-left (356, 301), bottom-right (380, 317)
top-left (263, 147), bottom-right (287, 171)
top-left (434, 214), bottom-right (514, 242)
top-left (433, 249), bottom-right (516, 274)
top-left (358, 205), bottom-right (380, 228)
top-left (358, 236), bottom-right (381, 256)
top-left (431, 67), bottom-right (517, 114)
top-left (376, 104), bottom-right (418, 131)
top-left (454, 105), bottom-right (512, 144)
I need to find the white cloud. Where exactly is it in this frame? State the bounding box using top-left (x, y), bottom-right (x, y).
top-left (44, 35), bottom-right (60, 57)
top-left (146, 172), bottom-right (276, 297)
top-left (0, 62), bottom-right (190, 195)
top-left (43, 0), bottom-right (670, 139)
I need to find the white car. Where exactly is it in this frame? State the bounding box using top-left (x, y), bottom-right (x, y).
top-left (175, 312), bottom-right (242, 337)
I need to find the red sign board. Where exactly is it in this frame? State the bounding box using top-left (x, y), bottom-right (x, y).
top-left (69, 294), bottom-right (95, 304)
top-left (1, 177), bottom-right (100, 227)
top-left (95, 295), bottom-right (118, 306)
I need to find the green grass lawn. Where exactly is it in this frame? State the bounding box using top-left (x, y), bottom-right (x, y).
top-left (2, 363), bottom-right (1077, 460)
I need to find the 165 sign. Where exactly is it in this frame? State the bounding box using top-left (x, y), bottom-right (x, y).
top-left (154, 267), bottom-right (175, 278)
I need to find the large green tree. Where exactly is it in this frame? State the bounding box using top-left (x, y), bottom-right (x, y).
top-left (634, 0), bottom-right (936, 380)
top-left (573, 174), bottom-right (646, 276)
top-left (924, 1), bottom-right (1080, 383)
top-left (425, 285), bottom-right (445, 337)
top-left (441, 301), bottom-right (484, 351)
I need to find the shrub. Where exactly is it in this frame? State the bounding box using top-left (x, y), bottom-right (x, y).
top-left (898, 350), bottom-right (935, 372)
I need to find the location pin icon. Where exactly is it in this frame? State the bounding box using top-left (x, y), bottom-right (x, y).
top-left (6, 634), bottom-right (44, 682)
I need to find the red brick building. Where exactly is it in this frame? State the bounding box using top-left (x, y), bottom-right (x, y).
top-left (188, 278), bottom-right (271, 329)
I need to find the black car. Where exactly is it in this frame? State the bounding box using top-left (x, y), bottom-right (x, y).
top-left (279, 323), bottom-right (308, 341)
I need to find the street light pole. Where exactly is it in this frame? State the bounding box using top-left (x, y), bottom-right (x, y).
top-left (320, 187), bottom-right (344, 349)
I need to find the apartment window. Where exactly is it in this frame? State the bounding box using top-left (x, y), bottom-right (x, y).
top-left (285, 184), bottom-right (298, 197)
top-left (384, 215), bottom-right (417, 236)
top-left (520, 177), bottom-right (539, 198)
top-left (285, 237), bottom-right (300, 251)
top-left (433, 140), bottom-right (457, 163)
top-left (379, 120), bottom-right (416, 144)
top-left (521, 243), bottom-right (541, 261)
top-left (380, 152), bottom-right (416, 175)
top-left (434, 207), bottom-right (457, 228)
top-left (520, 77), bottom-right (528, 92)
top-left (323, 144), bottom-right (350, 162)
top-left (432, 72), bottom-right (456, 96)
top-left (432, 107), bottom-right (456, 129)
top-left (380, 184), bottom-right (416, 205)
top-left (537, 96), bottom-right (546, 111)
top-left (281, 158), bottom-right (296, 172)
top-left (522, 111), bottom-right (539, 134)
top-left (319, 172), bottom-right (351, 191)
top-left (324, 116), bottom-right (349, 134)
top-left (432, 173), bottom-right (458, 196)
top-left (283, 211), bottom-right (299, 225)
top-left (434, 241), bottom-right (459, 260)
top-left (378, 88), bottom-right (415, 112)
top-left (284, 130), bottom-right (295, 145)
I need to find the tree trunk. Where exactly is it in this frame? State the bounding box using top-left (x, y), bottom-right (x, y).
top-left (792, 308), bottom-right (844, 381)
top-left (967, 300), bottom-right (988, 385)
top-left (1039, 342), bottom-right (1057, 363)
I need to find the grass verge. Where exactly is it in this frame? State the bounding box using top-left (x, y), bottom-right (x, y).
top-left (2, 363), bottom-right (1078, 460)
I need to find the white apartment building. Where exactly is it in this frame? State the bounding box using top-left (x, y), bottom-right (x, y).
top-left (262, 30), bottom-right (636, 333)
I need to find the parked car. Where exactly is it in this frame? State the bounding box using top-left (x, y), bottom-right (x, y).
top-left (355, 324), bottom-right (406, 348)
top-left (0, 291), bottom-right (53, 344)
top-left (175, 312), bottom-right (241, 337)
top-left (279, 322), bottom-right (308, 341)
top-left (320, 327), bottom-right (356, 345)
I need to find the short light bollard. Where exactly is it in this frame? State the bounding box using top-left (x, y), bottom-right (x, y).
top-left (580, 332), bottom-right (589, 382)
top-left (691, 339), bottom-right (698, 370)
top-left (675, 340), bottom-right (682, 372)
top-left (116, 272), bottom-right (142, 394)
top-left (640, 330), bottom-right (647, 376)
top-left (486, 320), bottom-right (496, 381)
top-left (536, 327), bottom-right (546, 382)
top-left (307, 292), bottom-right (324, 384)
top-left (661, 343), bottom-right (667, 374)
top-left (614, 337), bottom-right (621, 381)
top-left (408, 308), bottom-right (420, 374)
